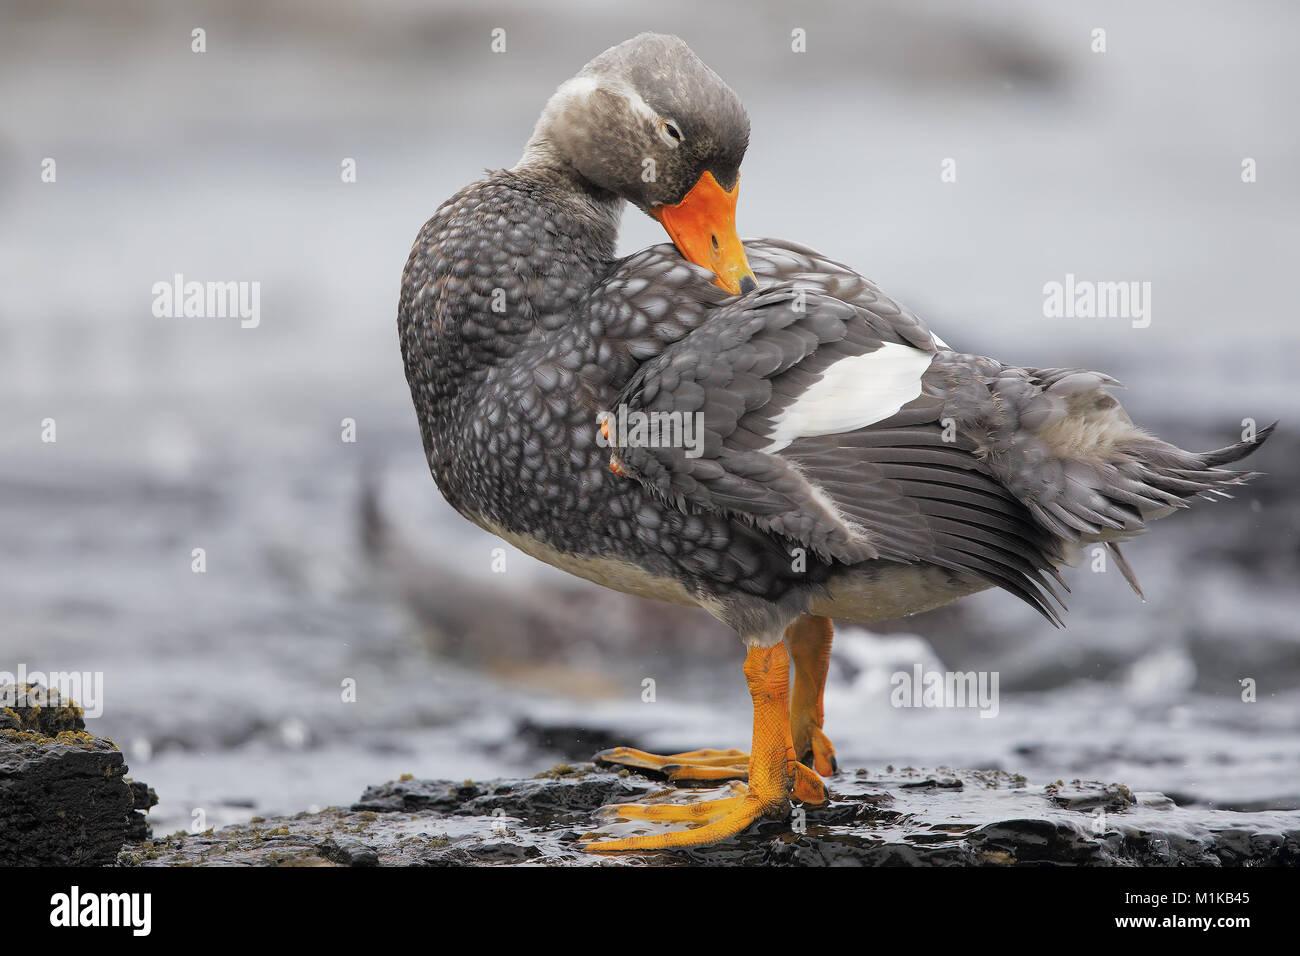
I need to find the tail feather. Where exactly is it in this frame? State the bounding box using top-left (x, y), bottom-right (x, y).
top-left (1106, 541), bottom-right (1145, 601)
top-left (1031, 427), bottom-right (1271, 600)
top-left (1199, 421), bottom-right (1276, 468)
top-left (1095, 424), bottom-right (1275, 599)
top-left (932, 354), bottom-right (1275, 609)
top-left (1125, 421), bottom-right (1275, 507)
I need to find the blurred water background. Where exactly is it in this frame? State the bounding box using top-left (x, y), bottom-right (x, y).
top-left (1, 0), bottom-right (1296, 835)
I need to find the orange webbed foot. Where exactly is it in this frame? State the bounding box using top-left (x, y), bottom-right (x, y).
top-left (581, 644), bottom-right (829, 853)
top-left (593, 746), bottom-right (749, 783)
top-left (582, 787), bottom-right (773, 851)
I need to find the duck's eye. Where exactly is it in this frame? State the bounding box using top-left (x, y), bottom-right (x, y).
top-left (657, 119), bottom-right (682, 147)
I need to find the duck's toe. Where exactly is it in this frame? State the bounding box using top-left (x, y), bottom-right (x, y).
top-left (593, 745), bottom-right (750, 782)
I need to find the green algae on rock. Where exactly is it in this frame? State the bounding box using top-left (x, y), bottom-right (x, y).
top-left (0, 683), bottom-right (156, 865)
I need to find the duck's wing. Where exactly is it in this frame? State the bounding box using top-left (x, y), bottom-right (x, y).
top-left (604, 277), bottom-right (1069, 623)
top-left (601, 241), bottom-right (1272, 624)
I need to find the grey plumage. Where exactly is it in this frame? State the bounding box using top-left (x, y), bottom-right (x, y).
top-left (398, 33), bottom-right (1274, 642)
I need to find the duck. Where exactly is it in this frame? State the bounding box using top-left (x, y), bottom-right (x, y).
top-left (397, 33), bottom-right (1273, 852)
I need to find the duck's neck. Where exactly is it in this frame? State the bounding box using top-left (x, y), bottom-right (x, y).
top-left (511, 139), bottom-right (624, 261)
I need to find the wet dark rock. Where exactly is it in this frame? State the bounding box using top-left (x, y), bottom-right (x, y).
top-left (1045, 780), bottom-right (1135, 813)
top-left (125, 779), bottom-right (160, 842)
top-left (899, 776), bottom-right (964, 790)
top-left (466, 842), bottom-right (543, 862)
top-left (318, 836), bottom-right (380, 867)
top-left (354, 768), bottom-right (657, 824)
top-left (127, 763), bottom-right (1300, 867)
top-left (0, 683), bottom-right (156, 865)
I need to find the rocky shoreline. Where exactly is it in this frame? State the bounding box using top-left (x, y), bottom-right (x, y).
top-left (123, 764), bottom-right (1299, 867)
top-left (0, 685), bottom-right (155, 866)
top-left (4, 684), bottom-right (1296, 867)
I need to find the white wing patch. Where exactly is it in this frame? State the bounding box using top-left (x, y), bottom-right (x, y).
top-left (760, 342), bottom-right (935, 454)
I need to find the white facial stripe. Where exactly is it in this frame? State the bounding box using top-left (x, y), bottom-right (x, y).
top-left (557, 74), bottom-right (599, 101)
top-left (561, 73), bottom-right (660, 126)
top-left (518, 73), bottom-right (666, 172)
top-left (760, 342), bottom-right (935, 454)
top-left (607, 78), bottom-right (661, 125)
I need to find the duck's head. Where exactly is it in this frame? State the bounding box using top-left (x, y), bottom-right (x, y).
top-left (521, 33), bottom-right (757, 294)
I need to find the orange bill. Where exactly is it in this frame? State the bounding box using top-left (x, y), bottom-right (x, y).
top-left (652, 171), bottom-right (758, 295)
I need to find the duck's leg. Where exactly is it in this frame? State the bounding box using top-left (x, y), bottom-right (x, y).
top-left (593, 614), bottom-right (839, 782)
top-left (581, 643), bottom-right (827, 851)
top-left (786, 615), bottom-right (839, 776)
